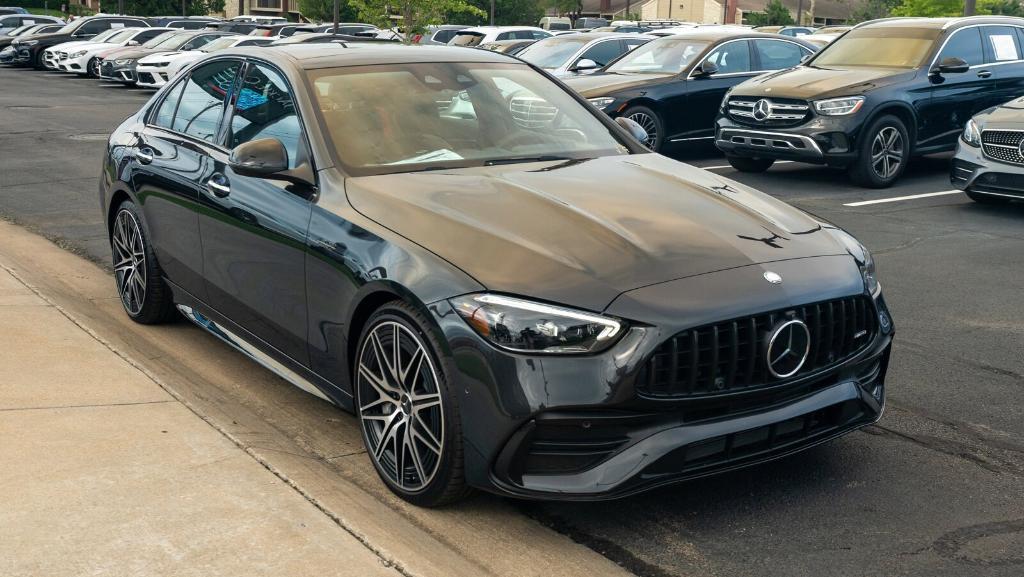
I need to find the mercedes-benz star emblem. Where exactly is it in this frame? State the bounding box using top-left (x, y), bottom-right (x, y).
top-left (766, 319), bottom-right (811, 379)
top-left (753, 98), bottom-right (772, 121)
top-left (763, 271), bottom-right (783, 284)
top-left (1017, 139), bottom-right (1024, 160)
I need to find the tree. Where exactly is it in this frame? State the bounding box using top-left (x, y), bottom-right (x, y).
top-left (745, 0), bottom-right (794, 26)
top-left (890, 0), bottom-right (961, 17)
top-left (297, 0), bottom-right (360, 22)
top-left (848, 0), bottom-right (900, 22)
top-left (351, 0), bottom-right (485, 41)
top-left (980, 0), bottom-right (1024, 15)
top-left (465, 0), bottom-right (545, 26)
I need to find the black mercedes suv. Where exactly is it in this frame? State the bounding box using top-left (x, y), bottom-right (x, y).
top-left (716, 16), bottom-right (1024, 187)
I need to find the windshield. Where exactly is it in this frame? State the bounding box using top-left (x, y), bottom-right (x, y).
top-left (606, 37), bottom-right (707, 74)
top-left (451, 32), bottom-right (484, 46)
top-left (811, 27), bottom-right (940, 68)
top-left (146, 31), bottom-right (188, 48)
top-left (106, 28), bottom-right (137, 43)
top-left (200, 36), bottom-right (240, 51)
top-left (309, 62), bottom-right (629, 176)
top-left (518, 36), bottom-right (590, 68)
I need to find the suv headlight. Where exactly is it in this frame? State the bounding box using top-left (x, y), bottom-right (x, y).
top-left (114, 59), bottom-right (133, 66)
top-left (450, 294), bottom-right (626, 354)
top-left (962, 118), bottom-right (981, 147)
top-left (833, 229), bottom-right (879, 295)
top-left (587, 97), bottom-right (615, 109)
top-left (814, 96), bottom-right (865, 116)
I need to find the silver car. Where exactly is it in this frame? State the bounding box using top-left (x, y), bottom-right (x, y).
top-left (952, 98), bottom-right (1024, 204)
top-left (516, 32), bottom-right (649, 78)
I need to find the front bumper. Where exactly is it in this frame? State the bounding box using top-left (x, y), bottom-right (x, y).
top-left (135, 65), bottom-right (171, 88)
top-left (433, 270), bottom-right (895, 500)
top-left (58, 54), bottom-right (89, 73)
top-left (951, 139), bottom-right (1024, 200)
top-left (0, 46), bottom-right (15, 64)
top-left (715, 115), bottom-right (860, 168)
top-left (100, 60), bottom-right (137, 83)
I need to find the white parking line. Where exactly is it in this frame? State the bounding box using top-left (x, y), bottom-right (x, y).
top-left (843, 190), bottom-right (961, 207)
top-left (701, 160), bottom-right (795, 170)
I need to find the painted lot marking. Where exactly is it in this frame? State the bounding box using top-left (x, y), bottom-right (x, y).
top-left (843, 190), bottom-right (961, 207)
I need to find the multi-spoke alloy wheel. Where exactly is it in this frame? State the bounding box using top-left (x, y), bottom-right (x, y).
top-left (627, 112), bottom-right (658, 148)
top-left (870, 126), bottom-right (903, 180)
top-left (112, 209), bottom-right (147, 316)
top-left (89, 58), bottom-right (100, 78)
top-left (357, 320), bottom-right (445, 493)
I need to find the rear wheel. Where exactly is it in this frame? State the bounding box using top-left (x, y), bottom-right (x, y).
top-left (621, 105), bottom-right (663, 151)
top-left (849, 115), bottom-right (909, 188)
top-left (111, 201), bottom-right (177, 324)
top-left (726, 155), bottom-right (775, 173)
top-left (355, 301), bottom-right (471, 507)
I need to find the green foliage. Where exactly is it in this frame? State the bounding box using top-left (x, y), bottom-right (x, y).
top-left (980, 0), bottom-right (1024, 15)
top-left (847, 0), bottom-right (900, 22)
top-left (297, 0), bottom-right (360, 22)
top-left (350, 0), bottom-right (485, 40)
top-left (890, 0), bottom-right (961, 17)
top-left (464, 0), bottom-right (545, 25)
top-left (745, 0), bottom-right (794, 26)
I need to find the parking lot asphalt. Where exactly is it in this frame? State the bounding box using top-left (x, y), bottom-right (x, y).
top-left (2, 66), bottom-right (1024, 577)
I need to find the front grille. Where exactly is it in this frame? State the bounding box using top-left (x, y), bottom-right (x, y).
top-left (981, 130), bottom-right (1024, 165)
top-left (510, 96), bottom-right (556, 128)
top-left (727, 97), bottom-right (811, 127)
top-left (636, 295), bottom-right (876, 399)
top-left (137, 72), bottom-right (155, 84)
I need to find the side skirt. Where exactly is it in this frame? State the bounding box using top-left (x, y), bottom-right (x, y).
top-left (176, 304), bottom-right (347, 408)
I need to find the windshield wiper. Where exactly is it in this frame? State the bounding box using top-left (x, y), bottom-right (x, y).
top-left (484, 155), bottom-right (576, 166)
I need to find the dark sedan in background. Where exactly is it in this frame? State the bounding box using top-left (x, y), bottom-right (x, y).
top-left (565, 30), bottom-right (816, 151)
top-left (100, 43), bottom-right (892, 506)
top-left (952, 96), bottom-right (1024, 203)
top-left (11, 14), bottom-right (149, 68)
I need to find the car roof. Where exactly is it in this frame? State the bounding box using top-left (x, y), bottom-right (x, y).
top-left (855, 16), bottom-right (1024, 30)
top-left (460, 26), bottom-right (545, 32)
top-left (651, 28), bottom-right (796, 42)
top-left (540, 31), bottom-right (638, 40)
top-left (232, 43), bottom-right (517, 69)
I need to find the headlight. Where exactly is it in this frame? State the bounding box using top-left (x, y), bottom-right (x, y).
top-left (587, 97), bottom-right (615, 109)
top-left (720, 88), bottom-right (734, 112)
top-left (21, 40), bottom-right (37, 46)
top-left (114, 59), bottom-right (133, 66)
top-left (814, 96), bottom-right (865, 116)
top-left (833, 229), bottom-right (879, 294)
top-left (449, 293), bottom-right (625, 354)
top-left (71, 50), bottom-right (87, 58)
top-left (962, 118), bottom-right (981, 147)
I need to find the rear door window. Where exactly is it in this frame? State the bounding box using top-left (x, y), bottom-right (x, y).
top-left (938, 27), bottom-right (984, 66)
top-left (579, 40), bottom-right (625, 67)
top-left (703, 40), bottom-right (752, 74)
top-left (753, 39), bottom-right (808, 71)
top-left (982, 26), bottom-right (1022, 62)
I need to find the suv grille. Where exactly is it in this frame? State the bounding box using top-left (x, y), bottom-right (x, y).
top-left (981, 130), bottom-right (1024, 165)
top-left (727, 97), bottom-right (810, 127)
top-left (636, 295), bottom-right (876, 399)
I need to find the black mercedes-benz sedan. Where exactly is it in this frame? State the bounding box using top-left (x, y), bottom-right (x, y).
top-left (564, 30), bottom-right (816, 151)
top-left (100, 44), bottom-right (893, 506)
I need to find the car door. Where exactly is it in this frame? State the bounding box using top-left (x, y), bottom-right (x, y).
top-left (680, 39), bottom-right (756, 140)
top-left (920, 27), bottom-right (993, 150)
top-left (198, 60), bottom-right (314, 366)
top-left (128, 61), bottom-right (243, 303)
top-left (983, 26), bottom-right (1024, 110)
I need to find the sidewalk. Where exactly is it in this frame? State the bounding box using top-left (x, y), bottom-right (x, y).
top-left (0, 266), bottom-right (400, 577)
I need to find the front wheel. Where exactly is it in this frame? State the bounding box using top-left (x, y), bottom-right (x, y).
top-left (849, 115), bottom-right (909, 188)
top-left (355, 301), bottom-right (471, 507)
top-left (87, 57), bottom-right (100, 78)
top-left (726, 155), bottom-right (775, 173)
top-left (621, 105), bottom-right (664, 151)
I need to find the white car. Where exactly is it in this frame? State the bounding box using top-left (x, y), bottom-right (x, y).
top-left (42, 27), bottom-right (126, 69)
top-left (517, 32), bottom-right (649, 78)
top-left (448, 26), bottom-right (550, 47)
top-left (57, 27), bottom-right (171, 76)
top-left (135, 35), bottom-right (273, 88)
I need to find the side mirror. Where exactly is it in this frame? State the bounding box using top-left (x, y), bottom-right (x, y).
top-left (229, 138), bottom-right (288, 177)
top-left (695, 60), bottom-right (718, 77)
top-left (229, 138), bottom-right (316, 188)
top-left (800, 53), bottom-right (811, 63)
top-left (616, 116), bottom-right (649, 146)
top-left (127, 40), bottom-right (139, 46)
top-left (932, 56), bottom-right (969, 75)
top-left (572, 58), bottom-right (599, 72)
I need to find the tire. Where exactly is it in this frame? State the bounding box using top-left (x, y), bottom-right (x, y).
top-left (849, 115), bottom-right (910, 188)
top-left (621, 105), bottom-right (664, 151)
top-left (966, 190), bottom-right (1010, 204)
top-left (354, 301), bottom-right (471, 507)
top-left (87, 57), bottom-right (100, 78)
top-left (110, 200), bottom-right (177, 324)
top-left (33, 50), bottom-right (45, 70)
top-left (726, 155), bottom-right (775, 173)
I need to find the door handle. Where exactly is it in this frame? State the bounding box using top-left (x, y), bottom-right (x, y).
top-left (977, 70), bottom-right (992, 78)
top-left (206, 173), bottom-right (230, 198)
top-left (135, 147), bottom-right (154, 164)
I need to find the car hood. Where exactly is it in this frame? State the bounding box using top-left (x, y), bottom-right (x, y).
top-left (562, 72), bottom-right (673, 97)
top-left (977, 96), bottom-right (1024, 127)
top-left (730, 65), bottom-right (915, 100)
top-left (139, 50), bottom-right (182, 63)
top-left (14, 31), bottom-right (68, 44)
top-left (345, 154), bottom-right (848, 311)
top-left (106, 47), bottom-right (159, 61)
top-left (45, 39), bottom-right (92, 51)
